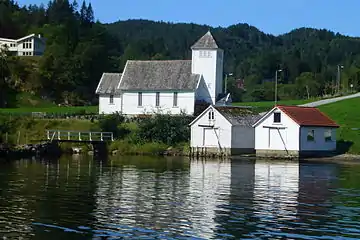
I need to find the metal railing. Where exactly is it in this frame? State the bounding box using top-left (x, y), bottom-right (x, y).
top-left (46, 130), bottom-right (114, 142)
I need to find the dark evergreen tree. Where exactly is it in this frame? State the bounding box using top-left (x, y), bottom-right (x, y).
top-left (2, 0), bottom-right (360, 106)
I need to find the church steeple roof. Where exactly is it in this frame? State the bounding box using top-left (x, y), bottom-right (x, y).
top-left (191, 30), bottom-right (219, 49)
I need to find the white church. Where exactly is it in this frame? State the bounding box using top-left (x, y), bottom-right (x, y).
top-left (95, 31), bottom-right (230, 115)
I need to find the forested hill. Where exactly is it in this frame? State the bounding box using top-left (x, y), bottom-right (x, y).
top-left (2, 0), bottom-right (360, 107)
top-left (105, 20), bottom-right (360, 101)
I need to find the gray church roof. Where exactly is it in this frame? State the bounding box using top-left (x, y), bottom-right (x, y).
top-left (191, 31), bottom-right (219, 49)
top-left (214, 106), bottom-right (261, 126)
top-left (95, 73), bottom-right (122, 94)
top-left (119, 60), bottom-right (201, 91)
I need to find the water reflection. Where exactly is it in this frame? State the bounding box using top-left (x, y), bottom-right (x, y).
top-left (0, 156), bottom-right (360, 239)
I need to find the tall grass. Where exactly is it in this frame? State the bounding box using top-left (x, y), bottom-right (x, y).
top-left (319, 97), bottom-right (360, 154)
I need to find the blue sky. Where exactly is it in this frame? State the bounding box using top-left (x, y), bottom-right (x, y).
top-left (17, 0), bottom-right (360, 36)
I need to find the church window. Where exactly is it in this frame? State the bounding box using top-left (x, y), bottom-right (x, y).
top-left (156, 92), bottom-right (160, 106)
top-left (138, 92), bottom-right (142, 106)
top-left (109, 95), bottom-right (114, 104)
top-left (173, 92), bottom-right (178, 107)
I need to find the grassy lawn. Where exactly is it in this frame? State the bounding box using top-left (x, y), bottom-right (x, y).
top-left (0, 92), bottom-right (98, 114)
top-left (0, 106), bottom-right (98, 114)
top-left (319, 97), bottom-right (360, 154)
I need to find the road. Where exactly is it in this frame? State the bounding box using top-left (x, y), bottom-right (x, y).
top-left (258, 92), bottom-right (360, 116)
top-left (298, 92), bottom-right (360, 107)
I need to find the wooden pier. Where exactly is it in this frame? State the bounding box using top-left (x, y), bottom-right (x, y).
top-left (46, 130), bottom-right (114, 143)
top-left (46, 130), bottom-right (114, 155)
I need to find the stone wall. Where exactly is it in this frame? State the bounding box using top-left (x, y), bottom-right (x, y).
top-left (190, 147), bottom-right (254, 158)
top-left (255, 149), bottom-right (338, 159)
top-left (255, 149), bottom-right (300, 159)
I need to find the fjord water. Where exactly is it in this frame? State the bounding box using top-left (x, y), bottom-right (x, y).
top-left (0, 156), bottom-right (360, 239)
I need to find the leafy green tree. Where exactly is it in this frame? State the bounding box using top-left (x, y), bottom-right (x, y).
top-left (3, 1), bottom-right (360, 107)
top-left (294, 72), bottom-right (321, 99)
top-left (98, 113), bottom-right (130, 139)
top-left (137, 113), bottom-right (193, 145)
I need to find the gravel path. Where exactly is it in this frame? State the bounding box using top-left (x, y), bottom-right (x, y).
top-left (299, 92), bottom-right (360, 107)
top-left (258, 92), bottom-right (360, 115)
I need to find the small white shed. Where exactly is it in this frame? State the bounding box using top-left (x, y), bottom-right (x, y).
top-left (252, 105), bottom-right (340, 158)
top-left (189, 105), bottom-right (260, 156)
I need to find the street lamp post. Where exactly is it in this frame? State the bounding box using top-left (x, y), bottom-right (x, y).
top-left (337, 64), bottom-right (344, 93)
top-left (224, 73), bottom-right (233, 94)
top-left (274, 69), bottom-right (282, 106)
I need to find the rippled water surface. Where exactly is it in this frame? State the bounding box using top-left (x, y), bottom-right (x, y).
top-left (1, 156), bottom-right (360, 239)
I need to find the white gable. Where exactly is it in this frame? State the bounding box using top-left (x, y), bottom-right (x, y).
top-left (252, 106), bottom-right (299, 128)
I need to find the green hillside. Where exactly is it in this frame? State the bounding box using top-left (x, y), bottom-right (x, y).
top-left (319, 98), bottom-right (360, 154)
top-left (2, 0), bottom-right (360, 107)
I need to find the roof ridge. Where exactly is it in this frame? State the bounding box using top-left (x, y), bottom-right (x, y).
top-left (191, 31), bottom-right (219, 49)
top-left (277, 104), bottom-right (315, 108)
top-left (127, 60), bottom-right (191, 62)
top-left (277, 105), bottom-right (339, 127)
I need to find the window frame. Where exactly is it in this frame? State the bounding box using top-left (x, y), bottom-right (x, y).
top-left (109, 94), bottom-right (114, 104)
top-left (324, 129), bottom-right (332, 142)
top-left (273, 112), bottom-right (281, 123)
top-left (307, 129), bottom-right (315, 142)
top-left (138, 92), bottom-right (142, 107)
top-left (155, 92), bottom-right (160, 107)
top-left (173, 92), bottom-right (178, 107)
top-left (208, 110), bottom-right (215, 120)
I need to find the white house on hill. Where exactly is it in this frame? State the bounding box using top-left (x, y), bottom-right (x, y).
top-left (95, 31), bottom-right (228, 115)
top-left (189, 105), bottom-right (260, 156)
top-left (0, 34), bottom-right (46, 56)
top-left (253, 105), bottom-right (339, 158)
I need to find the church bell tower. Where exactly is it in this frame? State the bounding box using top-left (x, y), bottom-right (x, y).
top-left (191, 31), bottom-right (224, 104)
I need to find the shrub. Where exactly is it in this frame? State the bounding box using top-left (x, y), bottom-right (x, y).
top-left (98, 113), bottom-right (130, 139)
top-left (136, 113), bottom-right (193, 145)
top-left (109, 140), bottom-right (168, 155)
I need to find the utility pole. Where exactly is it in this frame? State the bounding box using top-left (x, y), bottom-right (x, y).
top-left (274, 69), bottom-right (282, 106)
top-left (224, 73), bottom-right (233, 94)
top-left (337, 64), bottom-right (344, 94)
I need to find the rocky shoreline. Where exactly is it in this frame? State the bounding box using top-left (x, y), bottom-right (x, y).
top-left (2, 143), bottom-right (360, 162)
top-left (0, 142), bottom-right (62, 159)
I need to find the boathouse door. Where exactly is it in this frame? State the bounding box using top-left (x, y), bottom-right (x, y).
top-left (269, 128), bottom-right (287, 150)
top-left (203, 128), bottom-right (219, 147)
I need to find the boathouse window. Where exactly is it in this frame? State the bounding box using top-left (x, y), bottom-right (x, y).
top-left (155, 92), bottom-right (160, 107)
top-left (307, 129), bottom-right (315, 141)
top-left (208, 110), bottom-right (215, 120)
top-left (109, 95), bottom-right (114, 104)
top-left (173, 92), bottom-right (178, 107)
top-left (138, 92), bottom-right (142, 106)
top-left (274, 112), bottom-right (281, 123)
top-left (324, 129), bottom-right (332, 142)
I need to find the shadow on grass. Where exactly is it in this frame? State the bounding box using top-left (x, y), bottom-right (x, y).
top-left (336, 139), bottom-right (354, 155)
